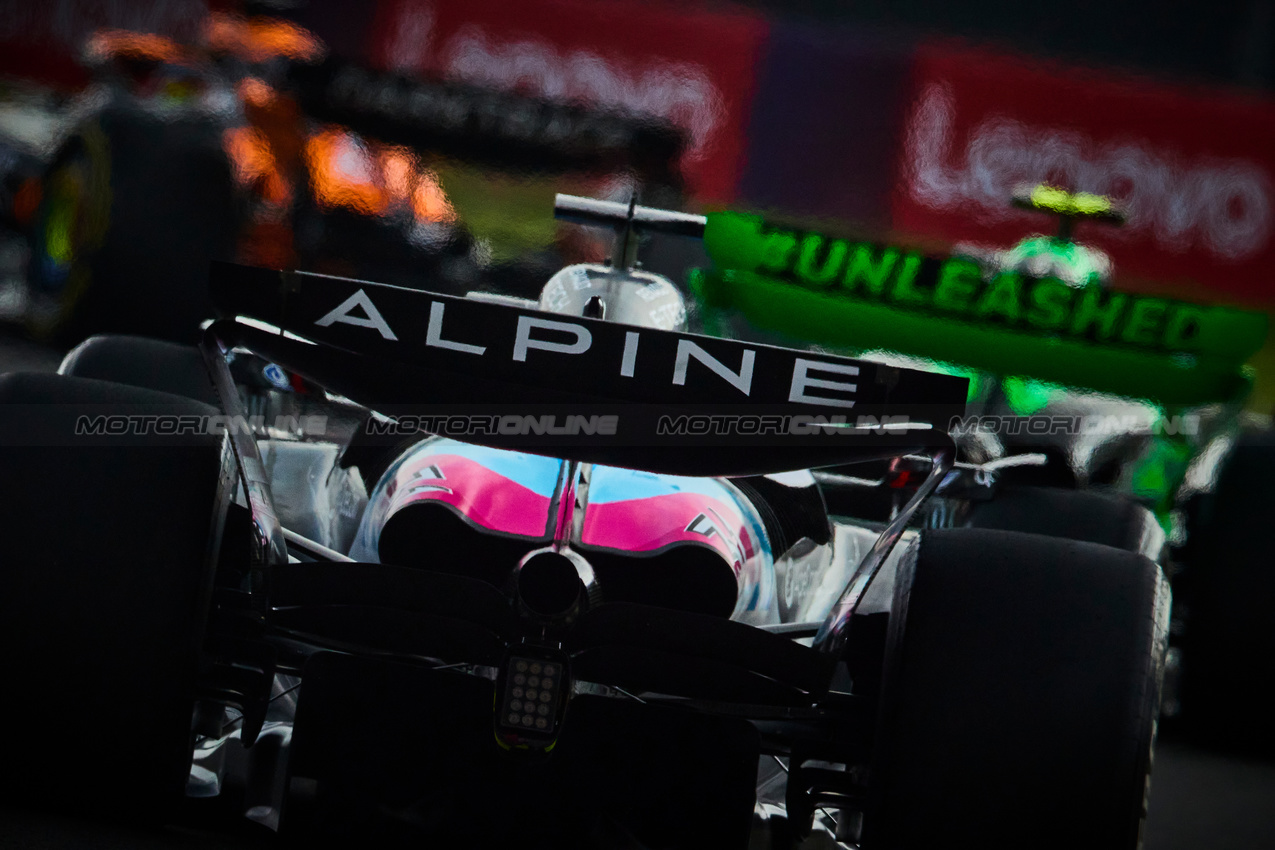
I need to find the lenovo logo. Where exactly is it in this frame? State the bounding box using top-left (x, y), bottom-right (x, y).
top-left (905, 82), bottom-right (1272, 261)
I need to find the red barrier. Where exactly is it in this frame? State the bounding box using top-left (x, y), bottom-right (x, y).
top-left (366, 0), bottom-right (768, 202)
top-left (892, 42), bottom-right (1275, 305)
top-left (0, 0), bottom-right (218, 90)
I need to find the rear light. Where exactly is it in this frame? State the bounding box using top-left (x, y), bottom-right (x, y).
top-left (494, 643), bottom-right (571, 752)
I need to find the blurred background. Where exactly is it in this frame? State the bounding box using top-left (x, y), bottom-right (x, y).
top-left (2, 0), bottom-right (1274, 402)
top-left (0, 0), bottom-right (1273, 848)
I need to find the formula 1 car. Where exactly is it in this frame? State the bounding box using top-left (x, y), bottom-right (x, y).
top-left (18, 15), bottom-right (685, 347)
top-left (691, 185), bottom-right (1271, 743)
top-left (0, 195), bottom-right (1169, 849)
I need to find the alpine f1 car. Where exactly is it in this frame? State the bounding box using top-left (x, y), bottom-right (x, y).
top-left (0, 195), bottom-right (1170, 848)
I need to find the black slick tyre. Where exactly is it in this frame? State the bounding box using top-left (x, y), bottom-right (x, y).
top-left (968, 484), bottom-right (1165, 559)
top-left (1175, 429), bottom-right (1275, 751)
top-left (58, 334), bottom-right (219, 406)
top-left (0, 372), bottom-right (229, 815)
top-left (867, 528), bottom-right (1170, 850)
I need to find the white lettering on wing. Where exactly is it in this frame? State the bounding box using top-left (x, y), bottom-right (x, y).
top-left (427, 301), bottom-right (486, 355)
top-left (513, 316), bottom-right (593, 361)
top-left (673, 340), bottom-right (755, 395)
top-left (314, 289), bottom-right (399, 341)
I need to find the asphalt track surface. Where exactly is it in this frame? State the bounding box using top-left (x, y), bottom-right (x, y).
top-left (2, 330), bottom-right (1274, 848)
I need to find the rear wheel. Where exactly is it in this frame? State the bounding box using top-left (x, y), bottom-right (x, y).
top-left (27, 109), bottom-right (238, 345)
top-left (1175, 430), bottom-right (1275, 751)
top-left (866, 528), bottom-right (1169, 850)
top-left (968, 484), bottom-right (1164, 559)
top-left (0, 372), bottom-right (229, 814)
top-left (58, 334), bottom-right (219, 406)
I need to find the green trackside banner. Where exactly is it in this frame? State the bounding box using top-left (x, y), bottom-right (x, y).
top-left (698, 212), bottom-right (1270, 406)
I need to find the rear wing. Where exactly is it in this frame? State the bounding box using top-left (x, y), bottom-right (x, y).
top-left (696, 213), bottom-right (1268, 407)
top-left (209, 262), bottom-right (967, 476)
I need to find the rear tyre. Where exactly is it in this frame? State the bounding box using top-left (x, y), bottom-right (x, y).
top-left (27, 109), bottom-right (238, 345)
top-left (867, 528), bottom-right (1169, 850)
top-left (968, 485), bottom-right (1164, 558)
top-left (1175, 430), bottom-right (1275, 751)
top-left (0, 372), bottom-right (228, 814)
top-left (58, 334), bottom-right (219, 406)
